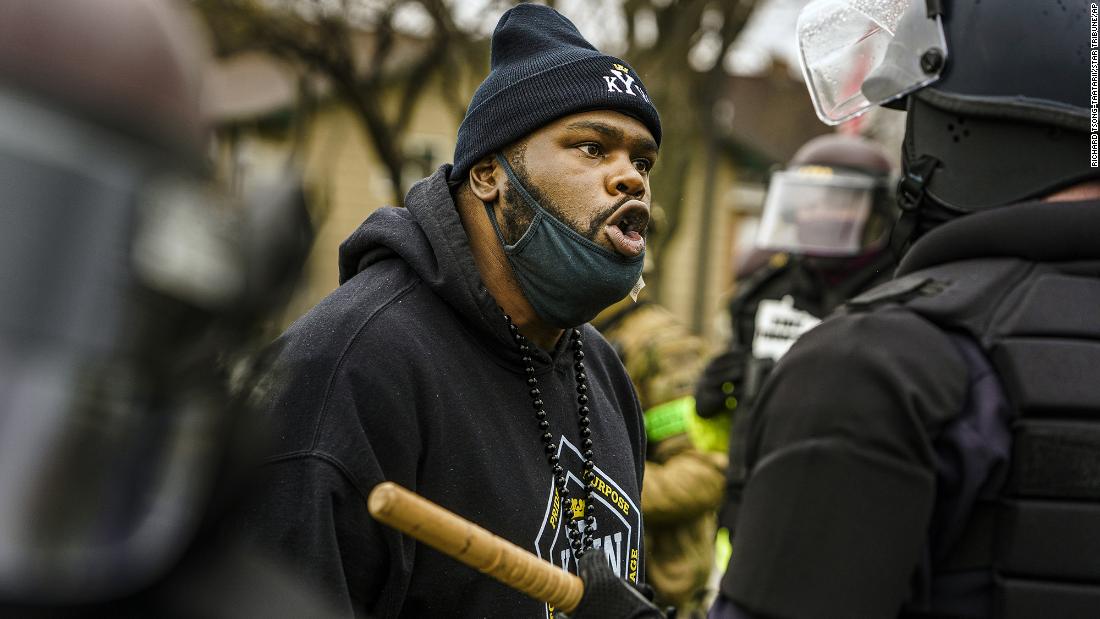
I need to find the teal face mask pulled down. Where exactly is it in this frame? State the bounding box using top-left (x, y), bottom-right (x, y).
top-left (488, 154), bottom-right (644, 328)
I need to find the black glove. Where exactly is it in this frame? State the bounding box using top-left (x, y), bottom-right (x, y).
top-left (694, 348), bottom-right (746, 418)
top-left (560, 551), bottom-right (666, 619)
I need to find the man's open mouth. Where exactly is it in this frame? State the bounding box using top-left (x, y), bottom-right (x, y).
top-left (604, 200), bottom-right (649, 258)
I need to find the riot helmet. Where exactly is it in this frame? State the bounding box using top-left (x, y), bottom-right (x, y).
top-left (797, 0), bottom-right (1097, 224)
top-left (0, 0), bottom-right (312, 605)
top-left (756, 133), bottom-right (895, 257)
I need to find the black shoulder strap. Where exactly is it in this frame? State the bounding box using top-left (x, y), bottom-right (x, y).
top-left (843, 258), bottom-right (1033, 343)
top-left (844, 274), bottom-right (940, 312)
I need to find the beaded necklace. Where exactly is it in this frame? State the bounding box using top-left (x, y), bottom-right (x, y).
top-left (503, 313), bottom-right (596, 556)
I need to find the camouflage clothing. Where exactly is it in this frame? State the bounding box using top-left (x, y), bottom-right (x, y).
top-left (594, 300), bottom-right (726, 616)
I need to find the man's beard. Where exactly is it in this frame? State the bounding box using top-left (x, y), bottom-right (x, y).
top-left (500, 157), bottom-right (621, 246)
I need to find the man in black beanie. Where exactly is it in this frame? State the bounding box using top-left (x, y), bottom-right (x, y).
top-left (237, 4), bottom-right (664, 618)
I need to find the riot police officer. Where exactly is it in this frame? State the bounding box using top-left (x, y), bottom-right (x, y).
top-left (695, 133), bottom-right (897, 534)
top-left (712, 0), bottom-right (1100, 617)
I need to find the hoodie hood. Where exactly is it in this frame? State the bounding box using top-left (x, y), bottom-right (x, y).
top-left (336, 165), bottom-right (555, 364)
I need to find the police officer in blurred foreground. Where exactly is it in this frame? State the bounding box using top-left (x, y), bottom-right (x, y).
top-left (0, 0), bottom-right (320, 615)
top-left (711, 0), bottom-right (1100, 617)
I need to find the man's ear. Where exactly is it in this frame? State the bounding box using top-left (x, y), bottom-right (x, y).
top-left (468, 156), bottom-right (502, 203)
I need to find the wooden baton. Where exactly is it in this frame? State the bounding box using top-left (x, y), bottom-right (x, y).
top-left (367, 481), bottom-right (584, 613)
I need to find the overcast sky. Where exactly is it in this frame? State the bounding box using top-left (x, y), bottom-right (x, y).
top-left (447, 0), bottom-right (811, 78)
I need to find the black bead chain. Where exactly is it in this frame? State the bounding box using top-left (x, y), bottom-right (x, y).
top-left (503, 313), bottom-right (597, 557)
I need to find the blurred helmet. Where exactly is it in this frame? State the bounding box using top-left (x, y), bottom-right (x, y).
top-left (797, 0), bottom-right (1096, 218)
top-left (0, 0), bottom-right (209, 153)
top-left (0, 0), bottom-right (312, 605)
top-left (756, 134), bottom-right (895, 256)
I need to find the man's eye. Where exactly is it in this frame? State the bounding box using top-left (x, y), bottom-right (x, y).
top-left (579, 144), bottom-right (602, 157)
top-left (633, 159), bottom-right (651, 173)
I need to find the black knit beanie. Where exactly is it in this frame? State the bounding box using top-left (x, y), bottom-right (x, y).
top-left (450, 3), bottom-right (661, 184)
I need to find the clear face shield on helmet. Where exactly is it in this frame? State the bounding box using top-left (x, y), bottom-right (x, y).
top-left (755, 167), bottom-right (887, 256)
top-left (797, 0), bottom-right (948, 125)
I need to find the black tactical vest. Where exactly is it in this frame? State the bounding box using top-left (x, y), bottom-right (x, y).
top-left (847, 257), bottom-right (1100, 618)
top-left (718, 252), bottom-right (896, 531)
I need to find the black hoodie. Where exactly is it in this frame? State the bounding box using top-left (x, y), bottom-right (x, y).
top-left (239, 166), bottom-right (647, 618)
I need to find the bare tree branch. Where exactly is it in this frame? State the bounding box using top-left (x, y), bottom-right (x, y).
top-left (196, 0), bottom-right (761, 251)
top-left (196, 0), bottom-right (488, 208)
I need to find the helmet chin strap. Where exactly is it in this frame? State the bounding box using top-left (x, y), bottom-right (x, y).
top-left (889, 149), bottom-right (940, 260)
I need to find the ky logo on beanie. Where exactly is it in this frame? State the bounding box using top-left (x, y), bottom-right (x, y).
top-left (603, 63), bottom-right (650, 102)
top-left (451, 4), bottom-right (661, 183)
